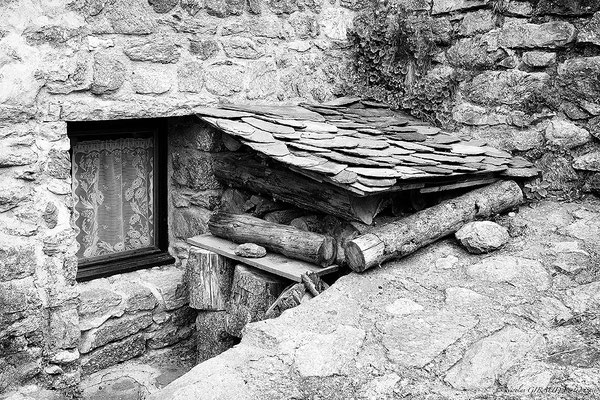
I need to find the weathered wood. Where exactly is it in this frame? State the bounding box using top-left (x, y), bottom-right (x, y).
top-left (226, 264), bottom-right (287, 337)
top-left (209, 212), bottom-right (336, 266)
top-left (213, 152), bottom-right (386, 224)
top-left (345, 180), bottom-right (524, 272)
top-left (264, 209), bottom-right (305, 225)
top-left (187, 234), bottom-right (338, 282)
top-left (265, 283), bottom-right (309, 319)
top-left (187, 248), bottom-right (235, 311)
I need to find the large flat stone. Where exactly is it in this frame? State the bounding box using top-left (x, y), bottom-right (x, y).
top-left (465, 70), bottom-right (549, 108)
top-left (136, 267), bottom-right (187, 311)
top-left (78, 280), bottom-right (124, 331)
top-left (381, 310), bottom-right (477, 367)
top-left (573, 151), bottom-right (600, 172)
top-left (80, 334), bottom-right (147, 375)
top-left (545, 118), bottom-right (591, 149)
top-left (124, 36), bottom-right (180, 63)
top-left (294, 325), bottom-right (365, 377)
top-left (445, 326), bottom-right (544, 389)
top-left (79, 312), bottom-right (153, 354)
top-left (466, 256), bottom-right (551, 291)
top-left (0, 236), bottom-right (36, 282)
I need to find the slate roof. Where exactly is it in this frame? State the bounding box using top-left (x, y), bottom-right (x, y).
top-left (196, 97), bottom-right (538, 196)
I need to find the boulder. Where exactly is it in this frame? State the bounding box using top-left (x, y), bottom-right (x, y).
top-left (573, 151), bottom-right (600, 172)
top-left (499, 21), bottom-right (576, 48)
top-left (545, 118), bottom-right (591, 148)
top-left (445, 326), bottom-right (544, 389)
top-left (455, 221), bottom-right (509, 254)
top-left (234, 243), bottom-right (267, 258)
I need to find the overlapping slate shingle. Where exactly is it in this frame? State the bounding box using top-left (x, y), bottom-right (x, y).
top-left (197, 98), bottom-right (538, 195)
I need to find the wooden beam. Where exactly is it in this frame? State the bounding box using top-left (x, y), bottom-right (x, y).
top-left (213, 152), bottom-right (385, 224)
top-left (208, 212), bottom-right (336, 266)
top-left (345, 180), bottom-right (523, 272)
top-left (187, 234), bottom-right (339, 282)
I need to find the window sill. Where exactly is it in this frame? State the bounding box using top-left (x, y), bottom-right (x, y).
top-left (76, 250), bottom-right (175, 282)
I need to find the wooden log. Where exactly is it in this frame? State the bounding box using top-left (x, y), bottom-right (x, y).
top-left (345, 180), bottom-right (523, 272)
top-left (187, 248), bottom-right (236, 311)
top-left (226, 264), bottom-right (287, 337)
top-left (213, 152), bottom-right (385, 224)
top-left (209, 212), bottom-right (337, 267)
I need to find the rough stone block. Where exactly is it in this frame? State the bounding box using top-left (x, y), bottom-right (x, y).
top-left (171, 150), bottom-right (222, 190)
top-left (466, 256), bottom-right (551, 292)
top-left (91, 52), bottom-right (126, 95)
top-left (178, 61), bottom-right (205, 93)
top-left (78, 280), bottom-right (124, 331)
top-left (579, 12), bottom-right (600, 46)
top-left (80, 334), bottom-right (146, 375)
top-left (124, 36), bottom-right (180, 63)
top-left (536, 0), bottom-right (600, 16)
top-left (455, 221), bottom-right (510, 254)
top-left (205, 0), bottom-right (246, 16)
top-left (545, 118), bottom-right (591, 149)
top-left (432, 0), bottom-right (485, 14)
top-left (189, 38), bottom-right (220, 60)
top-left (0, 236), bottom-right (36, 282)
top-left (79, 312), bottom-right (153, 354)
top-left (111, 280), bottom-right (157, 312)
top-left (148, 0), bottom-right (179, 13)
top-left (319, 8), bottom-right (354, 41)
top-left (222, 37), bottom-right (264, 59)
top-left (522, 51), bottom-right (556, 67)
top-left (288, 11), bottom-right (319, 39)
top-left (146, 324), bottom-right (193, 349)
top-left (204, 61), bottom-right (246, 96)
top-left (99, 0), bottom-right (157, 35)
top-left (573, 151), bottom-right (600, 172)
top-left (48, 307), bottom-right (80, 350)
top-left (196, 311), bottom-right (237, 363)
top-left (446, 34), bottom-right (505, 69)
top-left (132, 64), bottom-right (173, 95)
top-left (168, 117), bottom-right (222, 151)
top-left (557, 57), bottom-right (600, 108)
top-left (172, 206), bottom-right (211, 239)
top-left (499, 21), bottom-right (576, 48)
top-left (465, 70), bottom-right (549, 108)
top-left (136, 267), bottom-right (188, 311)
top-left (0, 278), bottom-right (39, 315)
top-left (458, 9), bottom-right (495, 36)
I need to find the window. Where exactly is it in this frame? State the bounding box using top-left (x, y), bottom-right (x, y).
top-left (69, 119), bottom-right (173, 281)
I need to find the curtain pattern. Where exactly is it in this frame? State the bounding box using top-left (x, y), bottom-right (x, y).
top-left (72, 137), bottom-right (155, 261)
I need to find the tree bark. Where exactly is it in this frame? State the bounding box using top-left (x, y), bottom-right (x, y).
top-left (187, 248), bottom-right (235, 311)
top-left (213, 152), bottom-right (385, 224)
top-left (225, 264), bottom-right (287, 337)
top-left (345, 180), bottom-right (523, 272)
top-left (209, 212), bottom-right (337, 267)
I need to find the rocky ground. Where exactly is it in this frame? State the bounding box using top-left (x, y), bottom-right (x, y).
top-left (152, 197), bottom-right (600, 400)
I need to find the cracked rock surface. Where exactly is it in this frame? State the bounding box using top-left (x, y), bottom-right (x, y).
top-left (152, 198), bottom-right (600, 400)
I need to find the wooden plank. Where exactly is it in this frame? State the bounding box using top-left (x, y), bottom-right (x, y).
top-left (187, 234), bottom-right (339, 282)
top-left (419, 178), bottom-right (498, 193)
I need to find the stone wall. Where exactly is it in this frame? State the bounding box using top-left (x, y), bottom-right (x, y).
top-left (353, 0), bottom-right (600, 198)
top-left (0, 0), bottom-right (355, 395)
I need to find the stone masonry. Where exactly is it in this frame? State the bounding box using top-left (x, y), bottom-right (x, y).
top-left (0, 0), bottom-right (356, 395)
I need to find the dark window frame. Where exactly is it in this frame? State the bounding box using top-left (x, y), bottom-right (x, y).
top-left (68, 119), bottom-right (174, 282)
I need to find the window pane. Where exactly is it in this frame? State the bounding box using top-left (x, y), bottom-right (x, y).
top-left (72, 137), bottom-right (155, 261)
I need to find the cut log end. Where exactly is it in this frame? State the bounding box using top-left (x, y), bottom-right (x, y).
top-left (317, 236), bottom-right (337, 267)
top-left (345, 240), bottom-right (367, 272)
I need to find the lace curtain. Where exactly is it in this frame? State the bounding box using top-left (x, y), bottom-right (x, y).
top-left (72, 137), bottom-right (155, 261)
